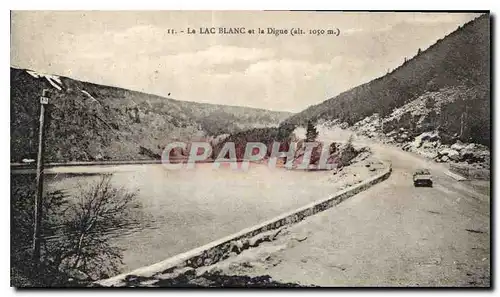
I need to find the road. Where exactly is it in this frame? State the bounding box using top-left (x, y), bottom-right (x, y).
top-left (232, 127), bottom-right (491, 286)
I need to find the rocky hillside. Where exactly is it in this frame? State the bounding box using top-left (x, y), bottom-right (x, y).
top-left (284, 14), bottom-right (490, 147)
top-left (346, 93), bottom-right (491, 172)
top-left (321, 84), bottom-right (490, 172)
top-left (10, 68), bottom-right (291, 163)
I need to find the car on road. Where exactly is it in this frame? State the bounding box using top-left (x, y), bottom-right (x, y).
top-left (413, 169), bottom-right (433, 187)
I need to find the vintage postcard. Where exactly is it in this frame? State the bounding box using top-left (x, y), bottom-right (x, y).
top-left (10, 11), bottom-right (491, 288)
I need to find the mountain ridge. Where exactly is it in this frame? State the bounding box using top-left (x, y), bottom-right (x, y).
top-left (283, 14), bottom-right (490, 147)
top-left (10, 66), bottom-right (293, 113)
top-left (10, 67), bottom-right (291, 162)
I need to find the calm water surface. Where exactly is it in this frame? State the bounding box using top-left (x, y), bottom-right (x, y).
top-left (46, 163), bottom-right (338, 273)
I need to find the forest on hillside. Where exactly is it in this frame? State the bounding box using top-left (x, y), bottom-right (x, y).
top-left (284, 14), bottom-right (490, 146)
top-left (10, 68), bottom-right (291, 162)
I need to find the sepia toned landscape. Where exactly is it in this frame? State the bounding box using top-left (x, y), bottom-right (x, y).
top-left (10, 11), bottom-right (490, 288)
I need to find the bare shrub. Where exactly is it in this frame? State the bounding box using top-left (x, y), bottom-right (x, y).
top-left (11, 174), bottom-right (141, 287)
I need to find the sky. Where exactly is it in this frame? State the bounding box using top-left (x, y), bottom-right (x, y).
top-left (11, 11), bottom-right (481, 112)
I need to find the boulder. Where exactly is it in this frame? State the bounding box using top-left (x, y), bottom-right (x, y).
top-left (415, 131), bottom-right (440, 143)
top-left (451, 141), bottom-right (466, 151)
top-left (339, 122), bottom-right (349, 129)
top-left (459, 148), bottom-right (488, 163)
top-left (411, 132), bottom-right (440, 150)
top-left (425, 133), bottom-right (440, 142)
top-left (422, 141), bottom-right (437, 149)
top-left (438, 148), bottom-right (459, 159)
top-left (479, 150), bottom-right (491, 158)
top-left (448, 152), bottom-right (460, 161)
top-left (386, 130), bottom-right (397, 137)
top-left (395, 136), bottom-right (406, 143)
top-left (412, 136), bottom-right (423, 148)
top-left (465, 143), bottom-right (476, 150)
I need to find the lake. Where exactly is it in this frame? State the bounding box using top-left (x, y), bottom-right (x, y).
top-left (45, 163), bottom-right (339, 273)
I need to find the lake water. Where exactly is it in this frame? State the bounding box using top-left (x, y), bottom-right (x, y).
top-left (45, 163), bottom-right (339, 273)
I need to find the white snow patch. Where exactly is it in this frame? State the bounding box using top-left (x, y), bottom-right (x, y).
top-left (26, 70), bottom-right (63, 91)
top-left (26, 70), bottom-right (39, 79)
top-left (80, 89), bottom-right (98, 103)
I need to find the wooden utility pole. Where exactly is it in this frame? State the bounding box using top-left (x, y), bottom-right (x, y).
top-left (32, 89), bottom-right (50, 269)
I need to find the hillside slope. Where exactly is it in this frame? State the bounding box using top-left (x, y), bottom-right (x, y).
top-left (10, 68), bottom-right (291, 162)
top-left (285, 14), bottom-right (490, 147)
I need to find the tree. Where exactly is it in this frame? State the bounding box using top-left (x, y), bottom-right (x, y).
top-left (305, 120), bottom-right (319, 142)
top-left (11, 175), bottom-right (141, 287)
top-left (56, 175), bottom-right (141, 280)
top-left (277, 123), bottom-right (296, 140)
